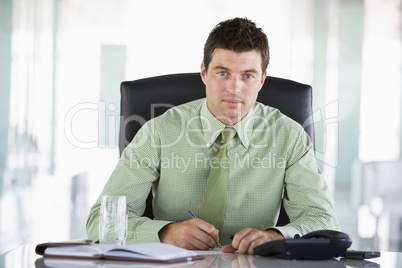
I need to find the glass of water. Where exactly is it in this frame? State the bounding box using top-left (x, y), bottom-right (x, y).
top-left (99, 195), bottom-right (127, 245)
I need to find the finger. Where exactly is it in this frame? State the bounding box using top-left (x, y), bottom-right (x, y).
top-left (188, 219), bottom-right (220, 249)
top-left (247, 242), bottom-right (255, 255)
top-left (160, 220), bottom-right (214, 250)
top-left (190, 231), bottom-right (218, 249)
top-left (197, 219), bottom-right (220, 240)
top-left (241, 230), bottom-right (284, 254)
top-left (231, 228), bottom-right (253, 251)
top-left (242, 231), bottom-right (273, 255)
top-left (222, 244), bottom-right (236, 253)
top-left (191, 218), bottom-right (220, 246)
top-left (236, 229), bottom-right (261, 254)
top-left (186, 235), bottom-right (213, 250)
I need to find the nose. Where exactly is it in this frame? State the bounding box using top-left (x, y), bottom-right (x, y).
top-left (227, 76), bottom-right (241, 93)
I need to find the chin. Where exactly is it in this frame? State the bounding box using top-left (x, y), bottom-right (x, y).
top-left (222, 114), bottom-right (243, 125)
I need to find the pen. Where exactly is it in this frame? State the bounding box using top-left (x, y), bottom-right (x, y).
top-left (187, 210), bottom-right (222, 248)
top-left (188, 210), bottom-right (197, 219)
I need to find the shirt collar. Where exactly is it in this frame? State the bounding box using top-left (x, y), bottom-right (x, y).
top-left (200, 99), bottom-right (253, 148)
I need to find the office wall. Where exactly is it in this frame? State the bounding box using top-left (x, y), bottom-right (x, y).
top-left (0, 0), bottom-right (401, 255)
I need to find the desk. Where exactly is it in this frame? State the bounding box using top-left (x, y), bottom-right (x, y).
top-left (1, 243), bottom-right (401, 268)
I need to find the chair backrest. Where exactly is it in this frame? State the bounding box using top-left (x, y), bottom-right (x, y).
top-left (119, 72), bottom-right (314, 226)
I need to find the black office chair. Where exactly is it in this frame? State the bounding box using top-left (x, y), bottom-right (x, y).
top-left (119, 73), bottom-right (314, 226)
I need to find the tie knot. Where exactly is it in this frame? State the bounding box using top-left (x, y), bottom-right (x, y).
top-left (221, 128), bottom-right (236, 145)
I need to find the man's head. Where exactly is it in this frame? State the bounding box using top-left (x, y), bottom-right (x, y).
top-left (201, 18), bottom-right (269, 126)
top-left (203, 17), bottom-right (270, 74)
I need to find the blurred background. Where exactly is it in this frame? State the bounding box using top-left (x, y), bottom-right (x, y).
top-left (0, 0), bottom-right (401, 259)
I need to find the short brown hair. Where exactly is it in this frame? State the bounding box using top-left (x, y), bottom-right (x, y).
top-left (203, 17), bottom-right (270, 72)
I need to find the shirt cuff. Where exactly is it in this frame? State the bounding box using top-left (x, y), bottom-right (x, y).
top-left (266, 226), bottom-right (301, 239)
top-left (126, 219), bottom-right (173, 244)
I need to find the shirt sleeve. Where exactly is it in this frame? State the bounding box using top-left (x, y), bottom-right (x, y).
top-left (85, 121), bottom-right (173, 243)
top-left (272, 126), bottom-right (340, 238)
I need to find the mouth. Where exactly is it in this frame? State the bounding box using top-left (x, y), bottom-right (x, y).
top-left (223, 99), bottom-right (242, 107)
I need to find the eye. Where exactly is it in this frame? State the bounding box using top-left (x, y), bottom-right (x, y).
top-left (244, 73), bottom-right (254, 79)
top-left (218, 71), bottom-right (228, 77)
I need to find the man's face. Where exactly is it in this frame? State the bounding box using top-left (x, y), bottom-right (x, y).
top-left (201, 48), bottom-right (267, 126)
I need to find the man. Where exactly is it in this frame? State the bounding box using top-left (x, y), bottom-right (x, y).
top-left (86, 17), bottom-right (339, 255)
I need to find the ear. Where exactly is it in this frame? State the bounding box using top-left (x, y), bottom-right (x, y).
top-left (200, 61), bottom-right (207, 85)
top-left (258, 70), bottom-right (267, 92)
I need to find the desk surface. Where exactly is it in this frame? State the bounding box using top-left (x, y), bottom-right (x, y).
top-left (1, 243), bottom-right (401, 268)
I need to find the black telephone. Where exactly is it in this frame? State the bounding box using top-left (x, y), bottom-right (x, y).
top-left (254, 230), bottom-right (353, 260)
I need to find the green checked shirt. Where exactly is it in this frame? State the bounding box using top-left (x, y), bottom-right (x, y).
top-left (86, 99), bottom-right (339, 245)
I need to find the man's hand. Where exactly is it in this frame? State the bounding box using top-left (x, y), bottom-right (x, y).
top-left (222, 228), bottom-right (284, 254)
top-left (158, 218), bottom-right (220, 250)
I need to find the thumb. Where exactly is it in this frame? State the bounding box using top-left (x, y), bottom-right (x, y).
top-left (213, 228), bottom-right (220, 243)
top-left (222, 244), bottom-right (236, 253)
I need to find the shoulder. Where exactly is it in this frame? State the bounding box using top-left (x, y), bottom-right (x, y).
top-left (252, 102), bottom-right (313, 160)
top-left (251, 102), bottom-right (312, 149)
top-left (129, 99), bottom-right (204, 148)
top-left (144, 98), bottom-right (204, 134)
top-left (252, 102), bottom-right (304, 132)
top-left (154, 98), bottom-right (204, 124)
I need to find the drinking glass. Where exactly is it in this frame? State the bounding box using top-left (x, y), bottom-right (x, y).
top-left (99, 195), bottom-right (127, 245)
